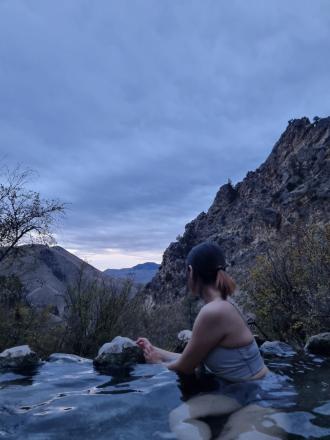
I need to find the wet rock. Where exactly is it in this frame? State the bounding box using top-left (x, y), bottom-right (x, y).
top-left (260, 341), bottom-right (296, 357)
top-left (305, 333), bottom-right (330, 356)
top-left (178, 330), bottom-right (192, 344)
top-left (93, 336), bottom-right (144, 371)
top-left (47, 353), bottom-right (91, 363)
top-left (0, 345), bottom-right (40, 370)
top-left (175, 329), bottom-right (192, 353)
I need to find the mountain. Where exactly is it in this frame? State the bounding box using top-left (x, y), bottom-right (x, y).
top-left (144, 116), bottom-right (330, 303)
top-left (104, 262), bottom-right (160, 284)
top-left (0, 245), bottom-right (111, 316)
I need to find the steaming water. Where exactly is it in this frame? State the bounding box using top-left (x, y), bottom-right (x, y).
top-left (0, 352), bottom-right (329, 439)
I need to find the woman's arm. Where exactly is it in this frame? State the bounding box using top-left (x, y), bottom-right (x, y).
top-left (156, 347), bottom-right (180, 362)
top-left (167, 306), bottom-right (224, 374)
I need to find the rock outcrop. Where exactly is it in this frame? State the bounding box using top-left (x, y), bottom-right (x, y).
top-left (0, 345), bottom-right (40, 370)
top-left (145, 117), bottom-right (330, 302)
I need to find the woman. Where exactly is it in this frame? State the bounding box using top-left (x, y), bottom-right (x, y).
top-left (136, 241), bottom-right (268, 381)
top-left (136, 242), bottom-right (274, 439)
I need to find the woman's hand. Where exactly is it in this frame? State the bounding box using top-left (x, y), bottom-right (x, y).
top-left (136, 337), bottom-right (163, 364)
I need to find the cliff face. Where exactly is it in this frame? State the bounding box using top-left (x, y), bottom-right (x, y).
top-left (145, 117), bottom-right (330, 302)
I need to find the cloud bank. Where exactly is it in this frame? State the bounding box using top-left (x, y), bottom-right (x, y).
top-left (1, 0), bottom-right (329, 268)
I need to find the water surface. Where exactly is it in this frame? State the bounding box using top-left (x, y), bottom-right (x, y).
top-left (0, 352), bottom-right (329, 439)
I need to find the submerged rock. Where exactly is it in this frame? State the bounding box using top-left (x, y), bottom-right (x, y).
top-left (305, 333), bottom-right (330, 356)
top-left (0, 345), bottom-right (40, 370)
top-left (47, 353), bottom-right (91, 363)
top-left (93, 336), bottom-right (144, 371)
top-left (260, 341), bottom-right (296, 357)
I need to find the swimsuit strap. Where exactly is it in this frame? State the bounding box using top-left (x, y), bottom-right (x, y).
top-left (229, 299), bottom-right (249, 325)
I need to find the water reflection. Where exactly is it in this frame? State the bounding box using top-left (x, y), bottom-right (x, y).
top-left (0, 352), bottom-right (329, 439)
top-left (0, 365), bottom-right (40, 389)
top-left (169, 355), bottom-right (330, 439)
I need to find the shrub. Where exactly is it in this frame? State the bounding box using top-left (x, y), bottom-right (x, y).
top-left (61, 264), bottom-right (193, 357)
top-left (0, 275), bottom-right (65, 356)
top-left (61, 266), bottom-right (146, 357)
top-left (242, 223), bottom-right (330, 347)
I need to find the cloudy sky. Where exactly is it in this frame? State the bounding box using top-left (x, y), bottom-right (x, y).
top-left (0, 0), bottom-right (329, 269)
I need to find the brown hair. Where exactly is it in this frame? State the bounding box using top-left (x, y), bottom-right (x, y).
top-left (186, 241), bottom-right (236, 299)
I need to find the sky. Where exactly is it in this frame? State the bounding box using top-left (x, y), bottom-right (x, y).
top-left (0, 0), bottom-right (329, 270)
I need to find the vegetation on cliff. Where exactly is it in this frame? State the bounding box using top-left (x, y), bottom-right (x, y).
top-left (242, 222), bottom-right (330, 347)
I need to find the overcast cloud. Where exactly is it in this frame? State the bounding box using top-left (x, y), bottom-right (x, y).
top-left (0, 0), bottom-right (329, 269)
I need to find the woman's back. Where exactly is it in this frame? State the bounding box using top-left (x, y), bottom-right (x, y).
top-left (201, 300), bottom-right (266, 381)
top-left (201, 299), bottom-right (253, 348)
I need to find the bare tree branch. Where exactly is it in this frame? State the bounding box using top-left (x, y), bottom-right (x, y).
top-left (0, 165), bottom-right (66, 264)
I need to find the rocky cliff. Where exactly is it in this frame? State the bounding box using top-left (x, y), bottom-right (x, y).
top-left (145, 117), bottom-right (330, 302)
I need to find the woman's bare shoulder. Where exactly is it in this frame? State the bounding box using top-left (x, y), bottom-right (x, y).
top-left (200, 299), bottom-right (232, 318)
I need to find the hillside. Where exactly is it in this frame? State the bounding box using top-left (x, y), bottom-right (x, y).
top-left (145, 117), bottom-right (330, 302)
top-left (0, 245), bottom-right (110, 316)
top-left (104, 262), bottom-right (160, 284)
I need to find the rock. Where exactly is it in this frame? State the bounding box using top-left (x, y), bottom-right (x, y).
top-left (305, 333), bottom-right (330, 356)
top-left (47, 353), bottom-right (91, 363)
top-left (93, 336), bottom-right (144, 371)
top-left (178, 330), bottom-right (192, 344)
top-left (0, 345), bottom-right (40, 370)
top-left (260, 341), bottom-right (296, 357)
top-left (259, 208), bottom-right (282, 229)
top-left (175, 330), bottom-right (192, 353)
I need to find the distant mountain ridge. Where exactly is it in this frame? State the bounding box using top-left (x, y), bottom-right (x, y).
top-left (104, 262), bottom-right (160, 284)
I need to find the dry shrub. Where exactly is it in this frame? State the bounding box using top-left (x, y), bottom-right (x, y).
top-left (62, 265), bottom-right (194, 356)
top-left (242, 223), bottom-right (330, 347)
top-left (0, 265), bottom-right (195, 358)
top-left (142, 296), bottom-right (193, 351)
top-left (62, 267), bottom-right (147, 357)
top-left (0, 275), bottom-right (65, 356)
